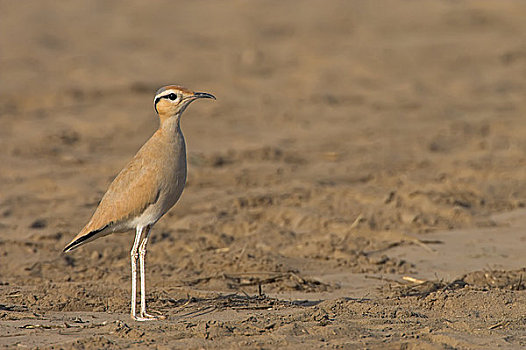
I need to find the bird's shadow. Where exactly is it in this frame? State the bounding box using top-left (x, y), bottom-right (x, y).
top-left (155, 292), bottom-right (326, 319)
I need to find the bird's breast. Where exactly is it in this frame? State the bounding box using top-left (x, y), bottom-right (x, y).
top-left (158, 136), bottom-right (188, 212)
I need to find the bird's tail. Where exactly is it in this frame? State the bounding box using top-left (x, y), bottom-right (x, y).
top-left (63, 224), bottom-right (109, 253)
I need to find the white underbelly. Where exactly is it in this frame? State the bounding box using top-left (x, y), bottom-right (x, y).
top-left (129, 172), bottom-right (186, 229)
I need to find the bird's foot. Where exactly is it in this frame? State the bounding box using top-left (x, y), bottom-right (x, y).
top-left (132, 309), bottom-right (165, 321)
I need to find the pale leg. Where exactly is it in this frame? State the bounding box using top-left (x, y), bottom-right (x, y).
top-left (130, 226), bottom-right (143, 320)
top-left (138, 225), bottom-right (161, 319)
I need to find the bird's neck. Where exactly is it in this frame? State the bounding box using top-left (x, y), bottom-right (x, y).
top-left (159, 114), bottom-right (183, 136)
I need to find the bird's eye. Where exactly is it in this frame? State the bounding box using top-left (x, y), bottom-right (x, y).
top-left (168, 93), bottom-right (177, 101)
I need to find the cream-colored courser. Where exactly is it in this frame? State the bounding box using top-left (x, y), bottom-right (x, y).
top-left (63, 85), bottom-right (215, 321)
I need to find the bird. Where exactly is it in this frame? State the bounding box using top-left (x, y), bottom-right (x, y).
top-left (63, 85), bottom-right (215, 321)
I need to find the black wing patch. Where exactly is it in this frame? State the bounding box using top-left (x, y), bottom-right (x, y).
top-left (63, 223), bottom-right (110, 253)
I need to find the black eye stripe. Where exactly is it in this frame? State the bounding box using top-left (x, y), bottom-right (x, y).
top-left (155, 93), bottom-right (178, 103)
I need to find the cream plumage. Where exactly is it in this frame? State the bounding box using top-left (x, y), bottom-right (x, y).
top-left (63, 85), bottom-right (215, 321)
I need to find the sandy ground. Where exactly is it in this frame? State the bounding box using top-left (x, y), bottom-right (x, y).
top-left (2, 0), bottom-right (526, 348)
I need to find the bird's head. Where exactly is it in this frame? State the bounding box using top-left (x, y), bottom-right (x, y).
top-left (153, 85), bottom-right (215, 120)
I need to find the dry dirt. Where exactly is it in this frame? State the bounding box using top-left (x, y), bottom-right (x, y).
top-left (2, 1), bottom-right (526, 349)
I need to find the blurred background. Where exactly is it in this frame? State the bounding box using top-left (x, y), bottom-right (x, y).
top-left (2, 0), bottom-right (526, 347)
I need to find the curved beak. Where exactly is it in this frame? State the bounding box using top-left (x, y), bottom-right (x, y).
top-left (193, 91), bottom-right (216, 100)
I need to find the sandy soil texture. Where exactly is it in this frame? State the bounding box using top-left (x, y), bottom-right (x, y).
top-left (2, 0), bottom-right (526, 348)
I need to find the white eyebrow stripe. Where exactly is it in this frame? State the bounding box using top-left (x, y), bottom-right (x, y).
top-left (154, 89), bottom-right (178, 100)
